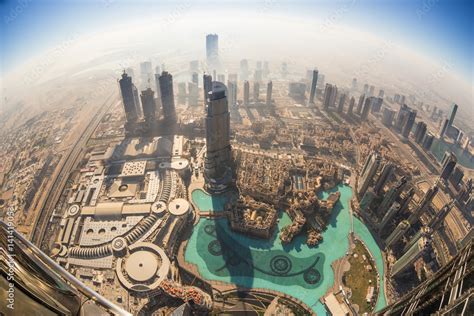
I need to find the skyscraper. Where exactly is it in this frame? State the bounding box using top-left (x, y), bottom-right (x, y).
top-left (309, 69), bottom-right (318, 104)
top-left (204, 81), bottom-right (232, 192)
top-left (356, 94), bottom-right (365, 114)
top-left (203, 74), bottom-right (212, 105)
top-left (377, 176), bottom-right (407, 224)
top-left (206, 34), bottom-right (219, 66)
top-left (378, 89), bottom-right (385, 98)
top-left (358, 152), bottom-right (381, 197)
top-left (447, 103), bottom-right (458, 128)
top-left (440, 152), bottom-right (457, 182)
top-left (351, 78), bottom-right (357, 91)
top-left (158, 71), bottom-right (176, 121)
top-left (439, 118), bottom-right (449, 138)
top-left (243, 80), bottom-right (250, 106)
top-left (427, 201), bottom-right (454, 231)
top-left (373, 162), bottom-right (394, 196)
top-left (140, 88), bottom-right (156, 123)
top-left (227, 81), bottom-right (237, 107)
top-left (401, 108), bottom-right (417, 138)
top-left (347, 96), bottom-right (355, 115)
top-left (266, 81), bottom-right (273, 106)
top-left (377, 240), bottom-right (472, 315)
top-left (385, 220), bottom-right (410, 248)
top-left (337, 93), bottom-right (346, 113)
top-left (382, 108), bottom-right (396, 127)
top-left (323, 84), bottom-right (337, 109)
top-left (407, 184), bottom-right (439, 225)
top-left (119, 72), bottom-right (138, 124)
top-left (253, 82), bottom-right (260, 102)
top-left (361, 97), bottom-right (372, 120)
top-left (423, 132), bottom-right (435, 150)
top-left (414, 121), bottom-right (428, 144)
top-left (391, 236), bottom-right (431, 277)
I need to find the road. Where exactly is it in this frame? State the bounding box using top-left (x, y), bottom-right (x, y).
top-left (30, 93), bottom-right (119, 248)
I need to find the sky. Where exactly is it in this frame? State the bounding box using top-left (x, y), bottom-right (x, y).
top-left (0, 0), bottom-right (472, 82)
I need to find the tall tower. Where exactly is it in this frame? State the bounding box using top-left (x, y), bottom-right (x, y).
top-left (414, 121), bottom-right (427, 144)
top-left (227, 81), bottom-right (237, 108)
top-left (243, 81), bottom-right (250, 106)
top-left (376, 240), bottom-right (473, 315)
top-left (385, 220), bottom-right (410, 248)
top-left (447, 103), bottom-right (458, 128)
top-left (203, 73), bottom-right (212, 106)
top-left (356, 94), bottom-right (365, 114)
top-left (440, 152), bottom-right (457, 182)
top-left (428, 201), bottom-right (454, 231)
top-left (337, 93), bottom-right (346, 113)
top-left (206, 34), bottom-right (219, 66)
top-left (347, 96), bottom-right (355, 115)
top-left (358, 152), bottom-right (381, 197)
top-left (119, 72), bottom-right (138, 124)
top-left (204, 82), bottom-right (232, 192)
top-left (391, 236), bottom-right (431, 277)
top-left (266, 81), bottom-right (273, 106)
top-left (402, 109), bottom-right (417, 138)
top-left (377, 176), bottom-right (407, 223)
top-left (373, 162), bottom-right (394, 196)
top-left (407, 184), bottom-right (439, 225)
top-left (253, 82), bottom-right (260, 102)
top-left (361, 97), bottom-right (372, 120)
top-left (140, 88), bottom-right (156, 124)
top-left (309, 69), bottom-right (318, 104)
top-left (158, 71), bottom-right (176, 121)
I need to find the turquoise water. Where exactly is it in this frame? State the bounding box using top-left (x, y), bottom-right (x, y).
top-left (430, 138), bottom-right (474, 169)
top-left (185, 185), bottom-right (386, 314)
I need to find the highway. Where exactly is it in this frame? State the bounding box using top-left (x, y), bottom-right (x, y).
top-left (30, 93), bottom-right (119, 248)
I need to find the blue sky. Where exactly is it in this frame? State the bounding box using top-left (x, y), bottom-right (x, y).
top-left (1, 0), bottom-right (473, 81)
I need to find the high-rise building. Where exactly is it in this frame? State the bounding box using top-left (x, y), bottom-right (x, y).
top-left (361, 97), bottom-right (372, 120)
top-left (401, 108), bottom-right (417, 138)
top-left (243, 81), bottom-right (250, 106)
top-left (368, 85), bottom-right (375, 97)
top-left (402, 226), bottom-right (432, 255)
top-left (414, 121), bottom-right (428, 144)
top-left (377, 176), bottom-right (407, 227)
top-left (382, 108), bottom-right (396, 127)
top-left (363, 83), bottom-right (369, 95)
top-left (337, 93), bottom-right (346, 113)
top-left (407, 184), bottom-right (439, 225)
top-left (447, 103), bottom-right (458, 128)
top-left (378, 89), bottom-right (385, 98)
top-left (439, 118), bottom-right (449, 138)
top-left (385, 220), bottom-right (410, 248)
top-left (203, 74), bottom-right (212, 105)
top-left (423, 132), bottom-right (435, 150)
top-left (370, 97), bottom-right (383, 112)
top-left (450, 166), bottom-right (464, 187)
top-left (309, 69), bottom-right (318, 104)
top-left (158, 71), bottom-right (176, 121)
top-left (440, 152), bottom-right (457, 182)
top-left (192, 72), bottom-right (199, 85)
top-left (253, 82), bottom-right (260, 102)
top-left (391, 236), bottom-right (431, 277)
top-left (188, 82), bottom-right (199, 106)
top-left (356, 94), bottom-right (365, 114)
top-left (119, 72), bottom-right (139, 124)
top-left (379, 202), bottom-right (401, 232)
top-left (204, 81), bottom-right (232, 192)
top-left (428, 201), bottom-right (454, 231)
top-left (132, 84), bottom-right (141, 117)
top-left (377, 239), bottom-right (472, 315)
top-left (140, 61), bottom-right (153, 86)
top-left (323, 84), bottom-right (337, 109)
top-left (395, 104), bottom-right (410, 131)
top-left (266, 81), bottom-right (273, 106)
top-left (347, 96), bottom-right (355, 115)
top-left (206, 34), bottom-right (219, 66)
top-left (351, 78), bottom-right (357, 91)
top-left (373, 162), bottom-right (394, 196)
top-left (358, 152), bottom-right (381, 197)
top-left (140, 88), bottom-right (156, 123)
top-left (227, 81), bottom-right (237, 107)
top-left (240, 59), bottom-right (249, 80)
